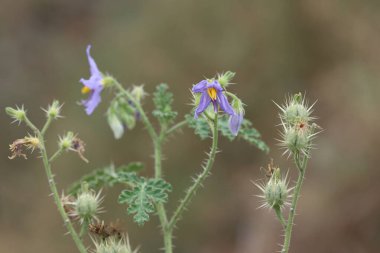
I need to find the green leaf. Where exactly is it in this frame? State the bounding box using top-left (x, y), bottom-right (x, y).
top-left (68, 162), bottom-right (144, 195)
top-left (239, 119), bottom-right (270, 153)
top-left (152, 83), bottom-right (177, 125)
top-left (185, 114), bottom-right (211, 140)
top-left (118, 177), bottom-right (172, 226)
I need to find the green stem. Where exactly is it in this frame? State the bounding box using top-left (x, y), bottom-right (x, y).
top-left (37, 132), bottom-right (87, 253)
top-left (274, 207), bottom-right (286, 228)
top-left (165, 120), bottom-right (187, 136)
top-left (49, 148), bottom-right (64, 163)
top-left (168, 115), bottom-right (219, 230)
top-left (115, 81), bottom-right (172, 253)
top-left (41, 117), bottom-right (53, 136)
top-left (154, 130), bottom-right (172, 253)
top-left (79, 219), bottom-right (89, 239)
top-left (281, 153), bottom-right (308, 253)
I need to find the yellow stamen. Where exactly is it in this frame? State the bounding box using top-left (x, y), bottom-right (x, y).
top-left (81, 86), bottom-right (91, 94)
top-left (207, 88), bottom-right (217, 101)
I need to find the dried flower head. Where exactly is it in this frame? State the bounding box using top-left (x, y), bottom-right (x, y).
top-left (8, 136), bottom-right (40, 159)
top-left (61, 193), bottom-right (78, 221)
top-left (71, 137), bottom-right (88, 163)
top-left (89, 220), bottom-right (122, 240)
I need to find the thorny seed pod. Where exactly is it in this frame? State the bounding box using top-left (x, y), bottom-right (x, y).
top-left (74, 190), bottom-right (103, 223)
top-left (255, 167), bottom-right (292, 210)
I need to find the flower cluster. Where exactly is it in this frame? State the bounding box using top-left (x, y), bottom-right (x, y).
top-left (276, 93), bottom-right (319, 157)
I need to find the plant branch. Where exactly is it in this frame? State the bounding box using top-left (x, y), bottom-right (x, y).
top-left (165, 120), bottom-right (187, 136)
top-left (168, 115), bottom-right (219, 230)
top-left (281, 152), bottom-right (308, 253)
top-left (37, 130), bottom-right (87, 253)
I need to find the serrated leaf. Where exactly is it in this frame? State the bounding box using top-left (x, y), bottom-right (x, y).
top-left (118, 177), bottom-right (172, 226)
top-left (152, 83), bottom-right (177, 125)
top-left (185, 114), bottom-right (211, 140)
top-left (68, 162), bottom-right (144, 195)
top-left (238, 119), bottom-right (270, 153)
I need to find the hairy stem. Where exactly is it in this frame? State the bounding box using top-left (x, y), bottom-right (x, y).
top-left (168, 115), bottom-right (219, 230)
top-left (115, 81), bottom-right (172, 253)
top-left (37, 131), bottom-right (87, 253)
top-left (41, 117), bottom-right (53, 136)
top-left (281, 153), bottom-right (308, 253)
top-left (165, 120), bottom-right (187, 136)
top-left (274, 207), bottom-right (286, 228)
top-left (49, 148), bottom-right (64, 163)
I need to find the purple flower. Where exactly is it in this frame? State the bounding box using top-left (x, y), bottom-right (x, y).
top-left (229, 112), bottom-right (243, 136)
top-left (80, 45), bottom-right (104, 115)
top-left (192, 79), bottom-right (235, 118)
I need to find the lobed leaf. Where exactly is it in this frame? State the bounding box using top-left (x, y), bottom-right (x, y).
top-left (152, 83), bottom-right (177, 125)
top-left (68, 162), bottom-right (144, 195)
top-left (118, 177), bottom-right (172, 226)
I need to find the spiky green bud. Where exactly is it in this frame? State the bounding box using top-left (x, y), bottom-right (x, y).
top-left (44, 100), bottom-right (62, 119)
top-left (59, 132), bottom-right (75, 150)
top-left (74, 190), bottom-right (102, 223)
top-left (94, 236), bottom-right (138, 253)
top-left (131, 85), bottom-right (147, 102)
top-left (218, 71), bottom-right (236, 88)
top-left (6, 106), bottom-right (26, 124)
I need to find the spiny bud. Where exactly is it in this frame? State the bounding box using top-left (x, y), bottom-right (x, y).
top-left (93, 236), bottom-right (138, 253)
top-left (74, 189), bottom-right (103, 223)
top-left (101, 75), bottom-right (116, 89)
top-left (43, 100), bottom-right (62, 119)
top-left (255, 168), bottom-right (291, 210)
top-left (229, 96), bottom-right (245, 136)
top-left (217, 71), bottom-right (236, 88)
top-left (276, 93), bottom-right (314, 126)
top-left (6, 105), bottom-right (26, 125)
top-left (131, 85), bottom-right (147, 102)
top-left (107, 112), bottom-right (124, 139)
top-left (283, 126), bottom-right (309, 153)
top-left (59, 132), bottom-right (75, 150)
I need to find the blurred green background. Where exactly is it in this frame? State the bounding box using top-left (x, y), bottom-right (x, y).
top-left (1, 0), bottom-right (380, 252)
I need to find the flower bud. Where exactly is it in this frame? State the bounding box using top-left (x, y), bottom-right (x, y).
top-left (217, 71), bottom-right (236, 88)
top-left (282, 126), bottom-right (309, 155)
top-left (131, 85), bottom-right (147, 102)
top-left (229, 97), bottom-right (245, 136)
top-left (263, 172), bottom-right (290, 209)
top-left (255, 167), bottom-right (290, 209)
top-left (101, 75), bottom-right (116, 88)
top-left (44, 100), bottom-right (62, 119)
top-left (93, 236), bottom-right (138, 253)
top-left (74, 190), bottom-right (103, 223)
top-left (107, 111), bottom-right (124, 139)
top-left (278, 93), bottom-right (313, 126)
top-left (6, 106), bottom-right (26, 124)
top-left (59, 132), bottom-right (75, 150)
